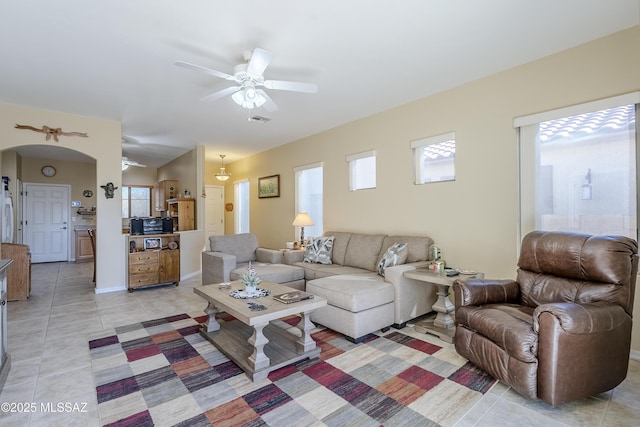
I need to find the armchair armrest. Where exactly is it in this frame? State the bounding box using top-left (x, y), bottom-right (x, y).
top-left (534, 302), bottom-right (630, 334)
top-left (255, 248), bottom-right (284, 264)
top-left (453, 279), bottom-right (520, 308)
top-left (535, 301), bottom-right (632, 405)
top-left (201, 251), bottom-right (236, 285)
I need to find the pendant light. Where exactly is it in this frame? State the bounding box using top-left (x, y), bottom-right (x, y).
top-left (215, 154), bottom-right (231, 182)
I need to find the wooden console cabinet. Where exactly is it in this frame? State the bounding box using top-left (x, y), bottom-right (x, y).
top-left (1, 243), bottom-right (31, 301)
top-left (127, 233), bottom-right (180, 292)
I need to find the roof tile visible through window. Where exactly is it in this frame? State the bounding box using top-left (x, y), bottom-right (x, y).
top-left (539, 105), bottom-right (635, 142)
top-left (423, 140), bottom-right (455, 160)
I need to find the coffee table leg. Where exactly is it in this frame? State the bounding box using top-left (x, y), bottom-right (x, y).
top-left (295, 312), bottom-right (317, 352)
top-left (204, 302), bottom-right (221, 332)
top-left (248, 323), bottom-right (270, 370)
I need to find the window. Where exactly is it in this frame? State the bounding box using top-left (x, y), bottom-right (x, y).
top-left (294, 163), bottom-right (323, 240)
top-left (347, 150), bottom-right (376, 190)
top-left (122, 185), bottom-right (152, 218)
top-left (411, 132), bottom-right (456, 184)
top-left (234, 180), bottom-right (250, 233)
top-left (516, 93), bottom-right (639, 241)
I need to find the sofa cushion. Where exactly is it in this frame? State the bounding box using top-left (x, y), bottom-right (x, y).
top-left (294, 262), bottom-right (375, 280)
top-left (307, 275), bottom-right (394, 313)
top-left (323, 231), bottom-right (352, 265)
top-left (231, 262), bottom-right (304, 284)
top-left (209, 233), bottom-right (258, 263)
top-left (303, 236), bottom-right (334, 264)
top-left (343, 233), bottom-right (386, 271)
top-left (381, 235), bottom-right (433, 263)
top-left (377, 243), bottom-right (408, 277)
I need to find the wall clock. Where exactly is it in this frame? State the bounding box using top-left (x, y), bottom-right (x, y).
top-left (41, 165), bottom-right (56, 177)
top-left (83, 189), bottom-right (94, 198)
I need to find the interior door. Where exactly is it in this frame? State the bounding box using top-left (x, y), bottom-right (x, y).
top-left (24, 183), bottom-right (69, 263)
top-left (204, 186), bottom-right (224, 241)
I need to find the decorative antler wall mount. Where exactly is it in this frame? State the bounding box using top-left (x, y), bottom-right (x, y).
top-left (15, 124), bottom-right (88, 142)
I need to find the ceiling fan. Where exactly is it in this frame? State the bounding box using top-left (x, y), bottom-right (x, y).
top-left (122, 157), bottom-right (146, 171)
top-left (175, 48), bottom-right (317, 112)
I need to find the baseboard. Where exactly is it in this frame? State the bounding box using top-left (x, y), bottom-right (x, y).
top-left (181, 270), bottom-right (201, 281)
top-left (94, 285), bottom-right (128, 294)
top-left (630, 350), bottom-right (640, 361)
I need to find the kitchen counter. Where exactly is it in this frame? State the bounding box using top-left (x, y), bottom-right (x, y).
top-left (74, 225), bottom-right (96, 231)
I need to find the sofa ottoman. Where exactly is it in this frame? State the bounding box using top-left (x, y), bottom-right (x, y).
top-left (306, 274), bottom-right (395, 343)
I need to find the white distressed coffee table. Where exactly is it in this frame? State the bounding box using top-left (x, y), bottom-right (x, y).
top-left (194, 280), bottom-right (327, 381)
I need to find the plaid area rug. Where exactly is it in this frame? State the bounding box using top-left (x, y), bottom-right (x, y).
top-left (88, 313), bottom-right (495, 427)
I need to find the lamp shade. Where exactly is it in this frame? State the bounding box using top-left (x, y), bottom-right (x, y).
top-left (215, 154), bottom-right (231, 181)
top-left (292, 212), bottom-right (314, 227)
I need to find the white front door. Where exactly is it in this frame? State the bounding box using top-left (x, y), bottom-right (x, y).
top-left (205, 186), bottom-right (224, 241)
top-left (24, 184), bottom-right (69, 263)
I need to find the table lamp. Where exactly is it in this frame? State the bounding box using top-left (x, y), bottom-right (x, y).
top-left (292, 212), bottom-right (314, 247)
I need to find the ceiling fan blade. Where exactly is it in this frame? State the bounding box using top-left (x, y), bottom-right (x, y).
top-left (122, 157), bottom-right (146, 168)
top-left (258, 90), bottom-right (279, 112)
top-left (246, 48), bottom-right (272, 76)
top-left (174, 61), bottom-right (234, 80)
top-left (201, 86), bottom-right (241, 102)
top-left (263, 79), bottom-right (318, 93)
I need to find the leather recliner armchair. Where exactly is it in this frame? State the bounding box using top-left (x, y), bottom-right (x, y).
top-left (453, 230), bottom-right (638, 406)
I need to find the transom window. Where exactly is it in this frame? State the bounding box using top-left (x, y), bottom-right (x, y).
top-left (347, 150), bottom-right (376, 191)
top-left (411, 132), bottom-right (456, 184)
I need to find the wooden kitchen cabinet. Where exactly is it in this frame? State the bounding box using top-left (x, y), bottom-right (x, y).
top-left (167, 198), bottom-right (195, 231)
top-left (154, 180), bottom-right (178, 212)
top-left (1, 243), bottom-right (31, 301)
top-left (127, 233), bottom-right (180, 291)
top-left (75, 229), bottom-right (95, 262)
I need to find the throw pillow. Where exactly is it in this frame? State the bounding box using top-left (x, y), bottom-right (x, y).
top-left (377, 243), bottom-right (408, 276)
top-left (303, 236), bottom-right (334, 264)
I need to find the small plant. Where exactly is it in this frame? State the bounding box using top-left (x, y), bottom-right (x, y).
top-left (241, 262), bottom-right (261, 293)
top-left (241, 272), bottom-right (262, 287)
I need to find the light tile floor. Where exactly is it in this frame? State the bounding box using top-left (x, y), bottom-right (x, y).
top-left (0, 261), bottom-right (638, 426)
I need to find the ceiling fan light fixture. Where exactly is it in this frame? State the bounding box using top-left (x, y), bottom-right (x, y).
top-left (215, 154), bottom-right (231, 182)
top-left (232, 86), bottom-right (266, 109)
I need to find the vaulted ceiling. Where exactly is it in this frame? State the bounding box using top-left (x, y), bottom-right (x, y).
top-left (1, 1), bottom-right (638, 167)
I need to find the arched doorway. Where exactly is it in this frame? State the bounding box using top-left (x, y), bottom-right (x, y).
top-left (1, 145), bottom-right (97, 263)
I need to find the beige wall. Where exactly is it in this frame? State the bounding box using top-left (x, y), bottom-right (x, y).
top-left (216, 26), bottom-right (640, 350)
top-left (0, 102), bottom-right (125, 292)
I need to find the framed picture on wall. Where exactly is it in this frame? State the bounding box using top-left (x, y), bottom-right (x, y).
top-left (258, 174), bottom-right (280, 198)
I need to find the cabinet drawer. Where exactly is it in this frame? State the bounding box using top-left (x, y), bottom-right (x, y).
top-left (129, 252), bottom-right (159, 264)
top-left (129, 263), bottom-right (158, 275)
top-left (129, 273), bottom-right (158, 287)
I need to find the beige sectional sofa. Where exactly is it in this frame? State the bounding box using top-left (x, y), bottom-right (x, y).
top-left (202, 233), bottom-right (305, 289)
top-left (285, 231), bottom-right (438, 343)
